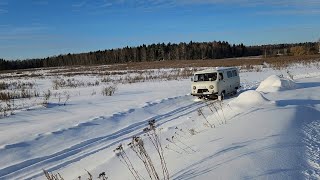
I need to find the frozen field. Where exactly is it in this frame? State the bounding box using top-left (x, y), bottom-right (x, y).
top-left (0, 62), bottom-right (319, 179)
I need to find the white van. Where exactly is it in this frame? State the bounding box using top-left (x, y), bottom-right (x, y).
top-left (191, 67), bottom-right (240, 100)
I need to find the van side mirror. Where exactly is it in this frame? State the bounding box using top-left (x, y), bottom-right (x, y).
top-left (191, 77), bottom-right (193, 81)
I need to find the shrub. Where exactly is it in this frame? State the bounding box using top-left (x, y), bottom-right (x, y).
top-left (101, 85), bottom-right (117, 96)
top-left (0, 82), bottom-right (9, 90)
top-left (43, 90), bottom-right (51, 107)
top-left (0, 92), bottom-right (10, 101)
top-left (114, 120), bottom-right (170, 180)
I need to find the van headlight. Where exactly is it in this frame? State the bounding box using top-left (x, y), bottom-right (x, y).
top-left (209, 85), bottom-right (214, 89)
top-left (193, 86), bottom-right (196, 90)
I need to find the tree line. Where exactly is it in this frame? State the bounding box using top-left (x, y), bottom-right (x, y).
top-left (0, 41), bottom-right (318, 71)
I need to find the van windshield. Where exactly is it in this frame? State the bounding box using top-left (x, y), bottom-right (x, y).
top-left (194, 73), bottom-right (217, 82)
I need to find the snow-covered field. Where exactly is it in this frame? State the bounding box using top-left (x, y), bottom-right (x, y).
top-left (0, 62), bottom-right (319, 180)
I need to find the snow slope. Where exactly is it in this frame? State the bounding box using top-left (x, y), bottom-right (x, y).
top-left (0, 65), bottom-right (319, 180)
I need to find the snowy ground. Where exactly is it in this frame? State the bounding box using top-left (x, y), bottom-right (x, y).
top-left (0, 63), bottom-right (319, 180)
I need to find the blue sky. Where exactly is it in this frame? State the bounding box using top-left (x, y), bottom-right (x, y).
top-left (0, 0), bottom-right (320, 60)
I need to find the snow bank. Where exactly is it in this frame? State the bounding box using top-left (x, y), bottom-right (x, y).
top-left (256, 75), bottom-right (296, 93)
top-left (229, 90), bottom-right (270, 108)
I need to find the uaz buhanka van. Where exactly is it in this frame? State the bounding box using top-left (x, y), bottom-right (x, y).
top-left (191, 67), bottom-right (240, 100)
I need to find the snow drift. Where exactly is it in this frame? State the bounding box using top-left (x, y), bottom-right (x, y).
top-left (229, 90), bottom-right (270, 108)
top-left (256, 75), bottom-right (296, 93)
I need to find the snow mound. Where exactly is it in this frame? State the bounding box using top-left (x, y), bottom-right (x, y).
top-left (256, 75), bottom-right (296, 93)
top-left (229, 90), bottom-right (270, 108)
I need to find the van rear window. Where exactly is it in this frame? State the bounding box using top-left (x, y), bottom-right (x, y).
top-left (194, 73), bottom-right (217, 82)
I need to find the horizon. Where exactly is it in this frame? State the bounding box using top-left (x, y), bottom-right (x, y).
top-left (0, 0), bottom-right (320, 60)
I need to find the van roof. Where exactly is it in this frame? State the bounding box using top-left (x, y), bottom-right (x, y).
top-left (194, 67), bottom-right (237, 74)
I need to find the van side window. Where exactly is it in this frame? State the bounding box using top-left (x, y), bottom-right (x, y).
top-left (232, 70), bottom-right (238, 77)
top-left (227, 71), bottom-right (232, 78)
top-left (219, 73), bottom-right (224, 80)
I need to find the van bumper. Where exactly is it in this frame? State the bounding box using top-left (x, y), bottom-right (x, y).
top-left (191, 92), bottom-right (218, 98)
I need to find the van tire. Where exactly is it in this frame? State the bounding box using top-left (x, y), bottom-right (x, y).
top-left (232, 90), bottom-right (237, 95)
top-left (218, 91), bottom-right (225, 101)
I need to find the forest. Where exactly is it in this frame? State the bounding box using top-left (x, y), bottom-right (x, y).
top-left (0, 41), bottom-right (318, 71)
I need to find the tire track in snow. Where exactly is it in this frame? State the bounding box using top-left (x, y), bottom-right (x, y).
top-left (0, 95), bottom-right (206, 180)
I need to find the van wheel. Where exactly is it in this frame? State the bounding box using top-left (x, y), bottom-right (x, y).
top-left (218, 91), bottom-right (225, 101)
top-left (232, 90), bottom-right (237, 96)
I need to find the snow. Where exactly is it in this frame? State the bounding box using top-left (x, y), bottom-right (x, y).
top-left (0, 63), bottom-right (319, 180)
top-left (256, 75), bottom-right (296, 93)
top-left (228, 90), bottom-right (270, 108)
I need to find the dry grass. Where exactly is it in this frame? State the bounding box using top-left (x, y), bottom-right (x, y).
top-left (0, 80), bottom-right (40, 118)
top-left (52, 78), bottom-right (100, 89)
top-left (1, 55), bottom-right (319, 78)
top-left (43, 169), bottom-right (108, 180)
top-left (114, 120), bottom-right (170, 180)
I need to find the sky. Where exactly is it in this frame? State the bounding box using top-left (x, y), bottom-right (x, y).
top-left (0, 0), bottom-right (320, 60)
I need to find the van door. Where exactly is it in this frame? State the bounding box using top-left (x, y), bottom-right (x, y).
top-left (231, 69), bottom-right (239, 90)
top-left (227, 70), bottom-right (234, 93)
top-left (218, 72), bottom-right (226, 95)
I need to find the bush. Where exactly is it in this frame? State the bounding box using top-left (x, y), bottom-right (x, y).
top-left (101, 85), bottom-right (117, 96)
top-left (43, 90), bottom-right (51, 107)
top-left (0, 92), bottom-right (10, 101)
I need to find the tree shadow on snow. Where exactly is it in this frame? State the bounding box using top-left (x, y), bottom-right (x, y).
top-left (276, 99), bottom-right (320, 107)
top-left (295, 82), bottom-right (320, 90)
